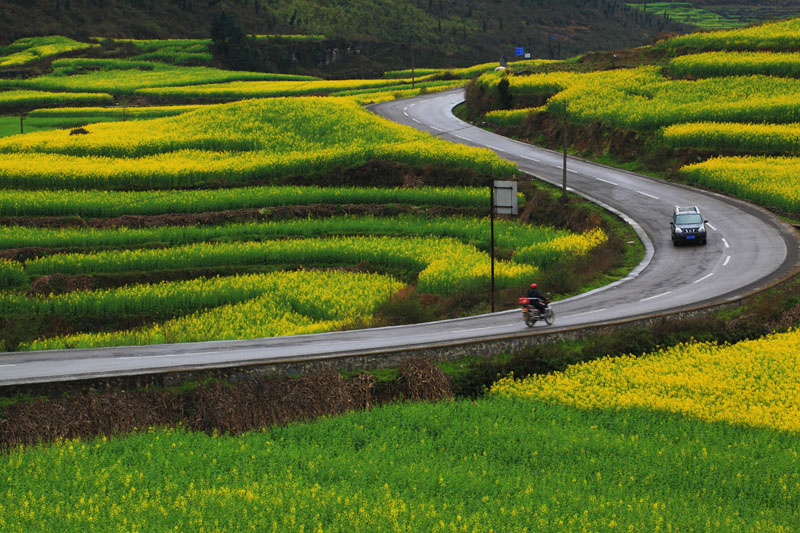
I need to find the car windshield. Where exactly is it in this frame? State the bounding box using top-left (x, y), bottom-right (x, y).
top-left (676, 214), bottom-right (703, 225)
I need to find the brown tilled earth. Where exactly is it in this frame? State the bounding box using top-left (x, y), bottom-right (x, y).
top-left (0, 358), bottom-right (453, 449)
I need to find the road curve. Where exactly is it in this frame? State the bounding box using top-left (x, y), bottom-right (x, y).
top-left (1, 89), bottom-right (798, 386)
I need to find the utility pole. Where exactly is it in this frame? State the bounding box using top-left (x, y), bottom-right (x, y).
top-left (490, 182), bottom-right (495, 313)
top-left (561, 100), bottom-right (568, 203)
top-left (411, 38), bottom-right (415, 90)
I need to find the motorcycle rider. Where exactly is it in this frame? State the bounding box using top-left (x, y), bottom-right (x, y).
top-left (526, 283), bottom-right (547, 317)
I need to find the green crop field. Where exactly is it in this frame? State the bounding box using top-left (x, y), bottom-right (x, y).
top-left (627, 2), bottom-right (746, 29)
top-left (2, 330), bottom-right (798, 530)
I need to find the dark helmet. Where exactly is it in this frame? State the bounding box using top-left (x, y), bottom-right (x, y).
top-left (530, 283), bottom-right (537, 289)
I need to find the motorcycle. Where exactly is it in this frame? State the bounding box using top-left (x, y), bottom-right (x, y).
top-left (518, 297), bottom-right (554, 327)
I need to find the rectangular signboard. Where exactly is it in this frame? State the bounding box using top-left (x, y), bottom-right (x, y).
top-left (493, 180), bottom-right (518, 215)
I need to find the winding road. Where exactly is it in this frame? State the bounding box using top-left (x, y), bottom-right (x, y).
top-left (1, 89), bottom-right (797, 386)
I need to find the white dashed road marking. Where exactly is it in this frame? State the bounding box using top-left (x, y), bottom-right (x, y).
top-left (640, 291), bottom-right (671, 302)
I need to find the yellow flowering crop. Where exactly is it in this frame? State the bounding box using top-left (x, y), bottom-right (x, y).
top-left (662, 121), bottom-right (800, 154)
top-left (21, 270), bottom-right (404, 350)
top-left (476, 67), bottom-right (800, 129)
top-left (0, 36), bottom-right (97, 68)
top-left (491, 329), bottom-right (800, 433)
top-left (670, 51), bottom-right (800, 78)
top-left (680, 155), bottom-right (800, 214)
top-left (658, 16), bottom-right (800, 51)
top-left (135, 78), bottom-right (416, 100)
top-left (0, 97), bottom-right (516, 188)
top-left (20, 235), bottom-right (538, 295)
top-left (0, 57), bottom-right (315, 95)
top-left (0, 90), bottom-right (113, 112)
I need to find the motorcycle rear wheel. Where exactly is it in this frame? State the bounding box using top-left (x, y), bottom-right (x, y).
top-left (524, 318), bottom-right (537, 328)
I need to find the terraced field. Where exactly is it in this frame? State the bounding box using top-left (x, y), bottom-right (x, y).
top-left (2, 19), bottom-right (799, 532)
top-left (0, 37), bottom-right (614, 352)
top-left (473, 15), bottom-right (800, 217)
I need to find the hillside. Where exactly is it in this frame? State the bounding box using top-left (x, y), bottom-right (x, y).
top-left (0, 0), bottom-right (689, 74)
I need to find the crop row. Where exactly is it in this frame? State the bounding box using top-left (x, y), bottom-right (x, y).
top-left (627, 2), bottom-right (742, 30)
top-left (477, 67), bottom-right (800, 130)
top-left (656, 16), bottom-right (800, 51)
top-left (15, 270), bottom-right (404, 350)
top-left (12, 105), bottom-right (203, 132)
top-left (0, 143), bottom-right (513, 190)
top-left (0, 36), bottom-right (97, 68)
top-left (341, 84), bottom-right (463, 106)
top-left (133, 78), bottom-right (421, 101)
top-left (484, 107), bottom-right (539, 126)
top-left (679, 156), bottom-right (800, 213)
top-left (0, 58), bottom-right (317, 95)
top-left (12, 235), bottom-right (538, 295)
top-left (559, 69), bottom-right (800, 129)
top-left (0, 98), bottom-right (516, 189)
top-left (661, 121), bottom-right (800, 154)
top-left (0, 185), bottom-right (493, 217)
top-left (27, 105), bottom-right (203, 120)
top-left (0, 97), bottom-right (433, 158)
top-left (0, 186), bottom-right (489, 218)
top-left (475, 69), bottom-right (577, 109)
top-left (386, 59), bottom-right (560, 81)
top-left (0, 215), bottom-right (558, 255)
top-left (0, 269), bottom-right (400, 322)
top-left (328, 79), bottom-right (462, 98)
top-left (116, 38), bottom-right (214, 65)
top-left (0, 90), bottom-right (113, 112)
top-left (670, 51), bottom-right (800, 78)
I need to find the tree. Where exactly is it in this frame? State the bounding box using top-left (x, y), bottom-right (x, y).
top-left (210, 8), bottom-right (260, 70)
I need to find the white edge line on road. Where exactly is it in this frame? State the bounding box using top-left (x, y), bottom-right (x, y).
top-left (119, 351), bottom-right (226, 360)
top-left (595, 177), bottom-right (616, 185)
top-left (452, 325), bottom-right (510, 333)
top-left (640, 291), bottom-right (671, 302)
top-left (119, 354), bottom-right (183, 360)
top-left (564, 308), bottom-right (608, 319)
top-left (723, 255), bottom-right (731, 266)
top-left (637, 190), bottom-right (658, 199)
top-left (0, 364), bottom-right (16, 368)
top-left (722, 238), bottom-right (730, 248)
top-left (706, 222), bottom-right (717, 231)
top-left (568, 169), bottom-right (579, 174)
top-left (520, 155), bottom-right (540, 162)
top-left (411, 117), bottom-right (421, 124)
top-left (692, 272), bottom-right (714, 284)
top-left (430, 126), bottom-right (442, 132)
top-left (486, 144), bottom-right (503, 152)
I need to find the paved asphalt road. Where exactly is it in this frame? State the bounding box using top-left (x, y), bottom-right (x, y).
top-left (1, 89), bottom-right (797, 386)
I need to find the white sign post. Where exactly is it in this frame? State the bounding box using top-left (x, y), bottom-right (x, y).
top-left (490, 180), bottom-right (518, 312)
